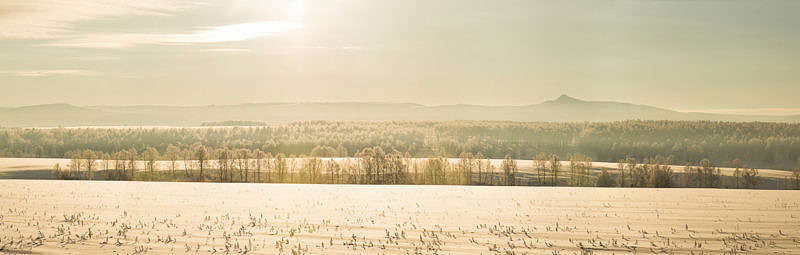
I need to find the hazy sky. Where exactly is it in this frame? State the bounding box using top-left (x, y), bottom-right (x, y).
top-left (1, 0), bottom-right (799, 114)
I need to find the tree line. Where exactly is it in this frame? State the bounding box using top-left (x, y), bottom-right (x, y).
top-left (53, 146), bottom-right (520, 186)
top-left (3, 120), bottom-right (800, 169)
top-left (51, 145), bottom-right (800, 189)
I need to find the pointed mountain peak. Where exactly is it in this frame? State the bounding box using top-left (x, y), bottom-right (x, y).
top-left (556, 94), bottom-right (574, 100)
top-left (551, 94), bottom-right (584, 104)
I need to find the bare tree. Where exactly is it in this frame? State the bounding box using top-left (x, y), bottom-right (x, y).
top-left (535, 153), bottom-right (548, 185)
top-left (792, 157), bottom-right (800, 189)
top-left (549, 154), bottom-right (561, 186)
top-left (699, 159), bottom-right (720, 188)
top-left (66, 150), bottom-right (82, 179)
top-left (741, 167), bottom-right (760, 189)
top-left (52, 163), bottom-right (63, 179)
top-left (264, 152), bottom-right (274, 183)
top-left (616, 159), bottom-right (626, 187)
top-left (501, 155), bottom-right (517, 186)
top-left (236, 149), bottom-right (250, 182)
top-left (731, 158), bottom-right (743, 189)
top-left (625, 157), bottom-right (637, 187)
top-left (597, 168), bottom-right (615, 187)
top-left (143, 147), bottom-right (159, 175)
top-left (274, 153), bottom-right (287, 183)
top-left (424, 157), bottom-right (448, 185)
top-left (253, 149), bottom-right (265, 183)
top-left (302, 157), bottom-right (323, 183)
top-left (194, 144), bottom-right (208, 180)
top-left (127, 148), bottom-right (138, 178)
top-left (327, 159), bottom-right (341, 184)
top-left (83, 149), bottom-right (97, 180)
top-left (101, 152), bottom-right (111, 172)
top-left (216, 148), bottom-right (231, 181)
top-left (182, 148), bottom-right (193, 177)
top-left (457, 152), bottom-right (475, 185)
top-left (475, 152), bottom-right (485, 185)
top-left (113, 151), bottom-right (126, 178)
top-left (166, 145), bottom-right (180, 176)
top-left (484, 159), bottom-right (494, 185)
top-left (568, 154), bottom-right (592, 187)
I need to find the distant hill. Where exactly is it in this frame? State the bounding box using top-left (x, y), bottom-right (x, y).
top-left (1, 95), bottom-right (799, 127)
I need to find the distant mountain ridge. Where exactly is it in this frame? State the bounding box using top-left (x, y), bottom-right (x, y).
top-left (1, 95), bottom-right (799, 127)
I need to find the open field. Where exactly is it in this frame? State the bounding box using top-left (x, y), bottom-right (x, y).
top-left (0, 158), bottom-right (66, 179)
top-left (0, 180), bottom-right (798, 254)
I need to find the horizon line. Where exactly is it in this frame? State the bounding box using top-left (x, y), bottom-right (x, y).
top-left (3, 96), bottom-right (800, 117)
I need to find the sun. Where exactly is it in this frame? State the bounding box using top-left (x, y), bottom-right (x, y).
top-left (285, 0), bottom-right (305, 20)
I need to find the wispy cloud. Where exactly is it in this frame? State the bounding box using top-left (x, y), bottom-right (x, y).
top-left (302, 45), bottom-right (364, 51)
top-left (205, 48), bottom-right (252, 52)
top-left (0, 0), bottom-right (200, 39)
top-left (3, 69), bottom-right (100, 77)
top-left (43, 21), bottom-right (302, 48)
top-left (177, 21), bottom-right (301, 43)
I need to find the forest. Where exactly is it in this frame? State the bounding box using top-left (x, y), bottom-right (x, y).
top-left (2, 120), bottom-right (799, 169)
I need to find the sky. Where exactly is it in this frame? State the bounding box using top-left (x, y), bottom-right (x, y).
top-left (1, 0), bottom-right (799, 114)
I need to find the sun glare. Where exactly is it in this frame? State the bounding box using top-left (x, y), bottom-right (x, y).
top-left (177, 21), bottom-right (302, 43)
top-left (285, 0), bottom-right (305, 20)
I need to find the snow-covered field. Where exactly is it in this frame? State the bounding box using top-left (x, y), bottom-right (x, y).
top-left (0, 180), bottom-right (798, 254)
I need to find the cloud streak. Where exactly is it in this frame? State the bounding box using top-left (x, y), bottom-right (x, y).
top-left (42, 21), bottom-right (302, 48)
top-left (0, 0), bottom-right (200, 39)
top-left (205, 48), bottom-right (252, 52)
top-left (3, 69), bottom-right (100, 77)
